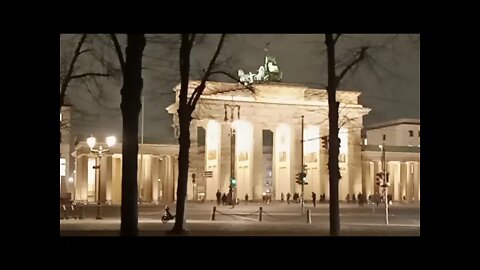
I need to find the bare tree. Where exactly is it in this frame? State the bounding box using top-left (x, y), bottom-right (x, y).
top-left (60, 34), bottom-right (111, 113)
top-left (325, 34), bottom-right (369, 236)
top-left (111, 34), bottom-right (146, 237)
top-left (170, 33), bottom-right (227, 234)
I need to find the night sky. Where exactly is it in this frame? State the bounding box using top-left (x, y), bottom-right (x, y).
top-left (61, 34), bottom-right (419, 143)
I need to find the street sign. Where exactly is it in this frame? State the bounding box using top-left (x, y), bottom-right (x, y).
top-left (204, 171), bottom-right (213, 178)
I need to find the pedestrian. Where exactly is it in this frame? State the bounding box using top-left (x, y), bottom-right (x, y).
top-left (312, 192), bottom-right (317, 207)
top-left (346, 194), bottom-right (350, 203)
top-left (358, 192), bottom-right (364, 207)
top-left (286, 192), bottom-right (291, 204)
top-left (281, 192), bottom-right (285, 203)
top-left (221, 193), bottom-right (227, 205)
top-left (216, 190), bottom-right (221, 206)
top-left (245, 193), bottom-right (249, 205)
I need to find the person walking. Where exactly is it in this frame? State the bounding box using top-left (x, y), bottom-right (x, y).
top-left (216, 190), bottom-right (221, 206)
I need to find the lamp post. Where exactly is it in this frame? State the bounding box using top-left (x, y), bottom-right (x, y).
top-left (224, 103), bottom-right (240, 207)
top-left (87, 135), bottom-right (116, 219)
top-left (301, 115), bottom-right (305, 214)
top-left (379, 143), bottom-right (390, 225)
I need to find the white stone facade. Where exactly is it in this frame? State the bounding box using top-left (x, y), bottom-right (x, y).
top-left (365, 118), bottom-right (420, 147)
top-left (167, 81), bottom-right (371, 201)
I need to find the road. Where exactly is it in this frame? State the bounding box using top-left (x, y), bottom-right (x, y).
top-left (60, 201), bottom-right (419, 236)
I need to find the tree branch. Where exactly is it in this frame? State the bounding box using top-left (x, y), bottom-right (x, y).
top-left (208, 70), bottom-right (255, 94)
top-left (70, 72), bottom-right (111, 80)
top-left (60, 34), bottom-right (87, 111)
top-left (334, 34), bottom-right (341, 44)
top-left (189, 34), bottom-right (196, 45)
top-left (337, 46), bottom-right (369, 84)
top-left (78, 48), bottom-right (91, 55)
top-left (188, 34), bottom-right (226, 109)
top-left (110, 34), bottom-right (125, 75)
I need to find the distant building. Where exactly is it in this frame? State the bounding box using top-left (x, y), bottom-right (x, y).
top-left (72, 140), bottom-right (179, 204)
top-left (63, 80), bottom-right (419, 204)
top-left (361, 118), bottom-right (420, 203)
top-left (60, 105), bottom-right (75, 200)
top-left (364, 118), bottom-right (420, 147)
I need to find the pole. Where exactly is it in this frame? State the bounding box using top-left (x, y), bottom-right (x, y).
top-left (139, 95), bottom-right (145, 202)
top-left (230, 126), bottom-right (235, 207)
top-left (382, 143), bottom-right (389, 225)
top-left (301, 115), bottom-right (304, 215)
top-left (96, 155), bottom-right (103, 219)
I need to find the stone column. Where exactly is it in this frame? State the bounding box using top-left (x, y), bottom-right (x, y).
top-left (151, 156), bottom-right (160, 202)
top-left (165, 155), bottom-right (174, 202)
top-left (235, 121), bottom-right (254, 202)
top-left (173, 155), bottom-right (178, 201)
top-left (252, 123), bottom-right (264, 201)
top-left (101, 155), bottom-right (112, 203)
top-left (75, 155), bottom-right (88, 202)
top-left (400, 162), bottom-right (407, 202)
top-left (413, 162), bottom-right (420, 202)
top-left (406, 161), bottom-right (414, 202)
top-left (302, 123), bottom-right (318, 198)
top-left (111, 156), bottom-right (122, 204)
top-left (204, 120), bottom-right (224, 200)
top-left (388, 161), bottom-right (401, 201)
top-left (291, 123), bottom-right (302, 197)
top-left (273, 123), bottom-right (300, 200)
top-left (362, 161), bottom-right (375, 197)
top-left (143, 155), bottom-right (153, 202)
top-left (158, 156), bottom-right (168, 202)
top-left (347, 125), bottom-right (362, 198)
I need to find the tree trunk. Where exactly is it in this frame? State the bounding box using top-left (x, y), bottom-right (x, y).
top-left (325, 34), bottom-right (341, 236)
top-left (172, 112), bottom-right (191, 234)
top-left (120, 34), bottom-right (146, 237)
top-left (171, 34), bottom-right (192, 234)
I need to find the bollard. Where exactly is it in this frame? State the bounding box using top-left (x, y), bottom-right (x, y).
top-left (211, 206), bottom-right (216, 221)
top-left (79, 204), bottom-right (85, 219)
top-left (62, 204), bottom-right (68, 220)
top-left (259, 207), bottom-right (263, 222)
top-left (307, 209), bottom-right (312, 224)
top-left (96, 202), bottom-right (103, 220)
top-left (71, 204), bottom-right (77, 219)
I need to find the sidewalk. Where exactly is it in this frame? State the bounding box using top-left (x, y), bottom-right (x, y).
top-left (60, 219), bottom-right (419, 236)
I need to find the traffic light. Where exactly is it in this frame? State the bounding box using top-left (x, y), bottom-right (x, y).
top-left (375, 172), bottom-right (383, 186)
top-left (376, 172), bottom-right (390, 188)
top-left (295, 171), bottom-right (308, 185)
top-left (231, 178), bottom-right (237, 188)
top-left (321, 136), bottom-right (329, 150)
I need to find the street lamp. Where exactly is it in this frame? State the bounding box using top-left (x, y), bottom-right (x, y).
top-left (87, 134), bottom-right (116, 219)
top-left (224, 103), bottom-right (240, 207)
